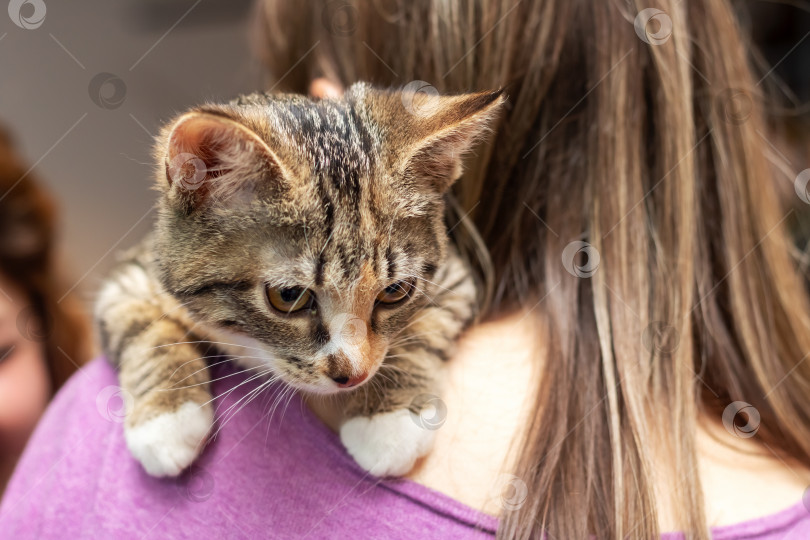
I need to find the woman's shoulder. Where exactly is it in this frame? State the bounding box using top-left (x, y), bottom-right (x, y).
top-left (0, 358), bottom-right (497, 539)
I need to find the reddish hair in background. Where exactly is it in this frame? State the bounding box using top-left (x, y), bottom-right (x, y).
top-left (0, 126), bottom-right (91, 391)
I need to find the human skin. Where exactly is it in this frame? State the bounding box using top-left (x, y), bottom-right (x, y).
top-left (0, 272), bottom-right (49, 492)
top-left (305, 77), bottom-right (810, 531)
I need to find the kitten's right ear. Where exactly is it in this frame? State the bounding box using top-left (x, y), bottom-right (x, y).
top-left (160, 112), bottom-right (287, 212)
top-left (356, 84), bottom-right (505, 196)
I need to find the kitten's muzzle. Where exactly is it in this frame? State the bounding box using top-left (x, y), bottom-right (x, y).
top-left (325, 349), bottom-right (375, 389)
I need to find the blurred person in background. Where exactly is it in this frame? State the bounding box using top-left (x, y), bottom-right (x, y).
top-left (0, 126), bottom-right (91, 493)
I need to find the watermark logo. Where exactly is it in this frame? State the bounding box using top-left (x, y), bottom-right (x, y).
top-left (88, 72), bottom-right (127, 110)
top-left (176, 464), bottom-right (215, 502)
top-left (168, 152), bottom-right (208, 191)
top-left (409, 393), bottom-right (447, 430)
top-left (642, 321), bottom-right (680, 356)
top-left (634, 8), bottom-right (672, 45)
top-left (722, 401), bottom-right (760, 439)
top-left (321, 0), bottom-right (357, 37)
top-left (561, 241), bottom-right (600, 278)
top-left (8, 0), bottom-right (46, 29)
top-left (401, 80), bottom-right (441, 118)
top-left (716, 88), bottom-right (753, 125)
top-left (489, 474), bottom-right (529, 511)
top-left (794, 169), bottom-right (810, 205)
top-left (16, 305), bottom-right (52, 342)
top-left (96, 385), bottom-right (134, 423)
top-left (331, 312), bottom-right (368, 356)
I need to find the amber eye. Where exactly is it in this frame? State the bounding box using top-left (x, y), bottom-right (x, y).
top-left (376, 279), bottom-right (414, 305)
top-left (266, 286), bottom-right (315, 313)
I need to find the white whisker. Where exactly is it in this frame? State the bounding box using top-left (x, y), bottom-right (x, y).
top-left (162, 364), bottom-right (269, 391)
top-left (202, 369), bottom-right (274, 408)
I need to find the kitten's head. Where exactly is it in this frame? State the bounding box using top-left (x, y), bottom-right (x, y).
top-left (152, 83), bottom-right (503, 394)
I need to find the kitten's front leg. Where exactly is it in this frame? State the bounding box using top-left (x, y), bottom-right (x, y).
top-left (96, 249), bottom-right (214, 477)
top-left (339, 255), bottom-right (476, 476)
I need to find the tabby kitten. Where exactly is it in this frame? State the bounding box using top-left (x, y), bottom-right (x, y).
top-left (96, 83), bottom-right (503, 478)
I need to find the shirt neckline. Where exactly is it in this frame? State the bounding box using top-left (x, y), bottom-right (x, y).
top-left (207, 359), bottom-right (808, 538)
top-left (292, 390), bottom-right (809, 538)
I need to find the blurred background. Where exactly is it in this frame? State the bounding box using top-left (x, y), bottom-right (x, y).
top-left (0, 0), bottom-right (808, 313)
top-left (0, 0), bottom-right (258, 310)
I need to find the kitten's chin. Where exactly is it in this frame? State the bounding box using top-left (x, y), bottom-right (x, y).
top-left (284, 362), bottom-right (382, 396)
top-left (287, 380), bottom-right (345, 396)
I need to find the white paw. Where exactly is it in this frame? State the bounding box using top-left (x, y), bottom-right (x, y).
top-left (124, 401), bottom-right (214, 477)
top-left (340, 409), bottom-right (436, 477)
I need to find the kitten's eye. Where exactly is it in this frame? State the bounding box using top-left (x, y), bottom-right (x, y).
top-left (266, 286), bottom-right (315, 313)
top-left (376, 279), bottom-right (414, 305)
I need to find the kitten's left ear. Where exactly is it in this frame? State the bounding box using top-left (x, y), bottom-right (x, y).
top-left (371, 87), bottom-right (506, 194)
top-left (160, 111), bottom-right (287, 211)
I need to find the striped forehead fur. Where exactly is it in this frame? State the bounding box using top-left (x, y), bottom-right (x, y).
top-left (151, 83), bottom-right (504, 306)
top-left (227, 83), bottom-right (380, 192)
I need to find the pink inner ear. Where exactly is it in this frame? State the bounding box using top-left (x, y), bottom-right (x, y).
top-left (166, 116), bottom-right (232, 192)
top-left (163, 113), bottom-right (284, 212)
top-left (170, 116), bottom-right (216, 155)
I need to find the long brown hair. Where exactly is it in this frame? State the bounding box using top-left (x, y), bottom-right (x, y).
top-left (0, 127), bottom-right (91, 392)
top-left (255, 0), bottom-right (810, 537)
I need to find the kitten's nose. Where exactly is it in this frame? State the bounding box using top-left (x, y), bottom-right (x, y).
top-left (331, 372), bottom-right (368, 388)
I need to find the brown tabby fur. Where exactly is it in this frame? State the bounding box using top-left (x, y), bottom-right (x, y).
top-left (95, 83), bottom-right (503, 475)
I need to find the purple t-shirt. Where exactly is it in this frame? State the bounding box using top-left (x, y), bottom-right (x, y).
top-left (1, 358), bottom-right (809, 539)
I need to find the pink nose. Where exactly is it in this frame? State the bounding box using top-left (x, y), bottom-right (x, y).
top-left (334, 372), bottom-right (368, 388)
